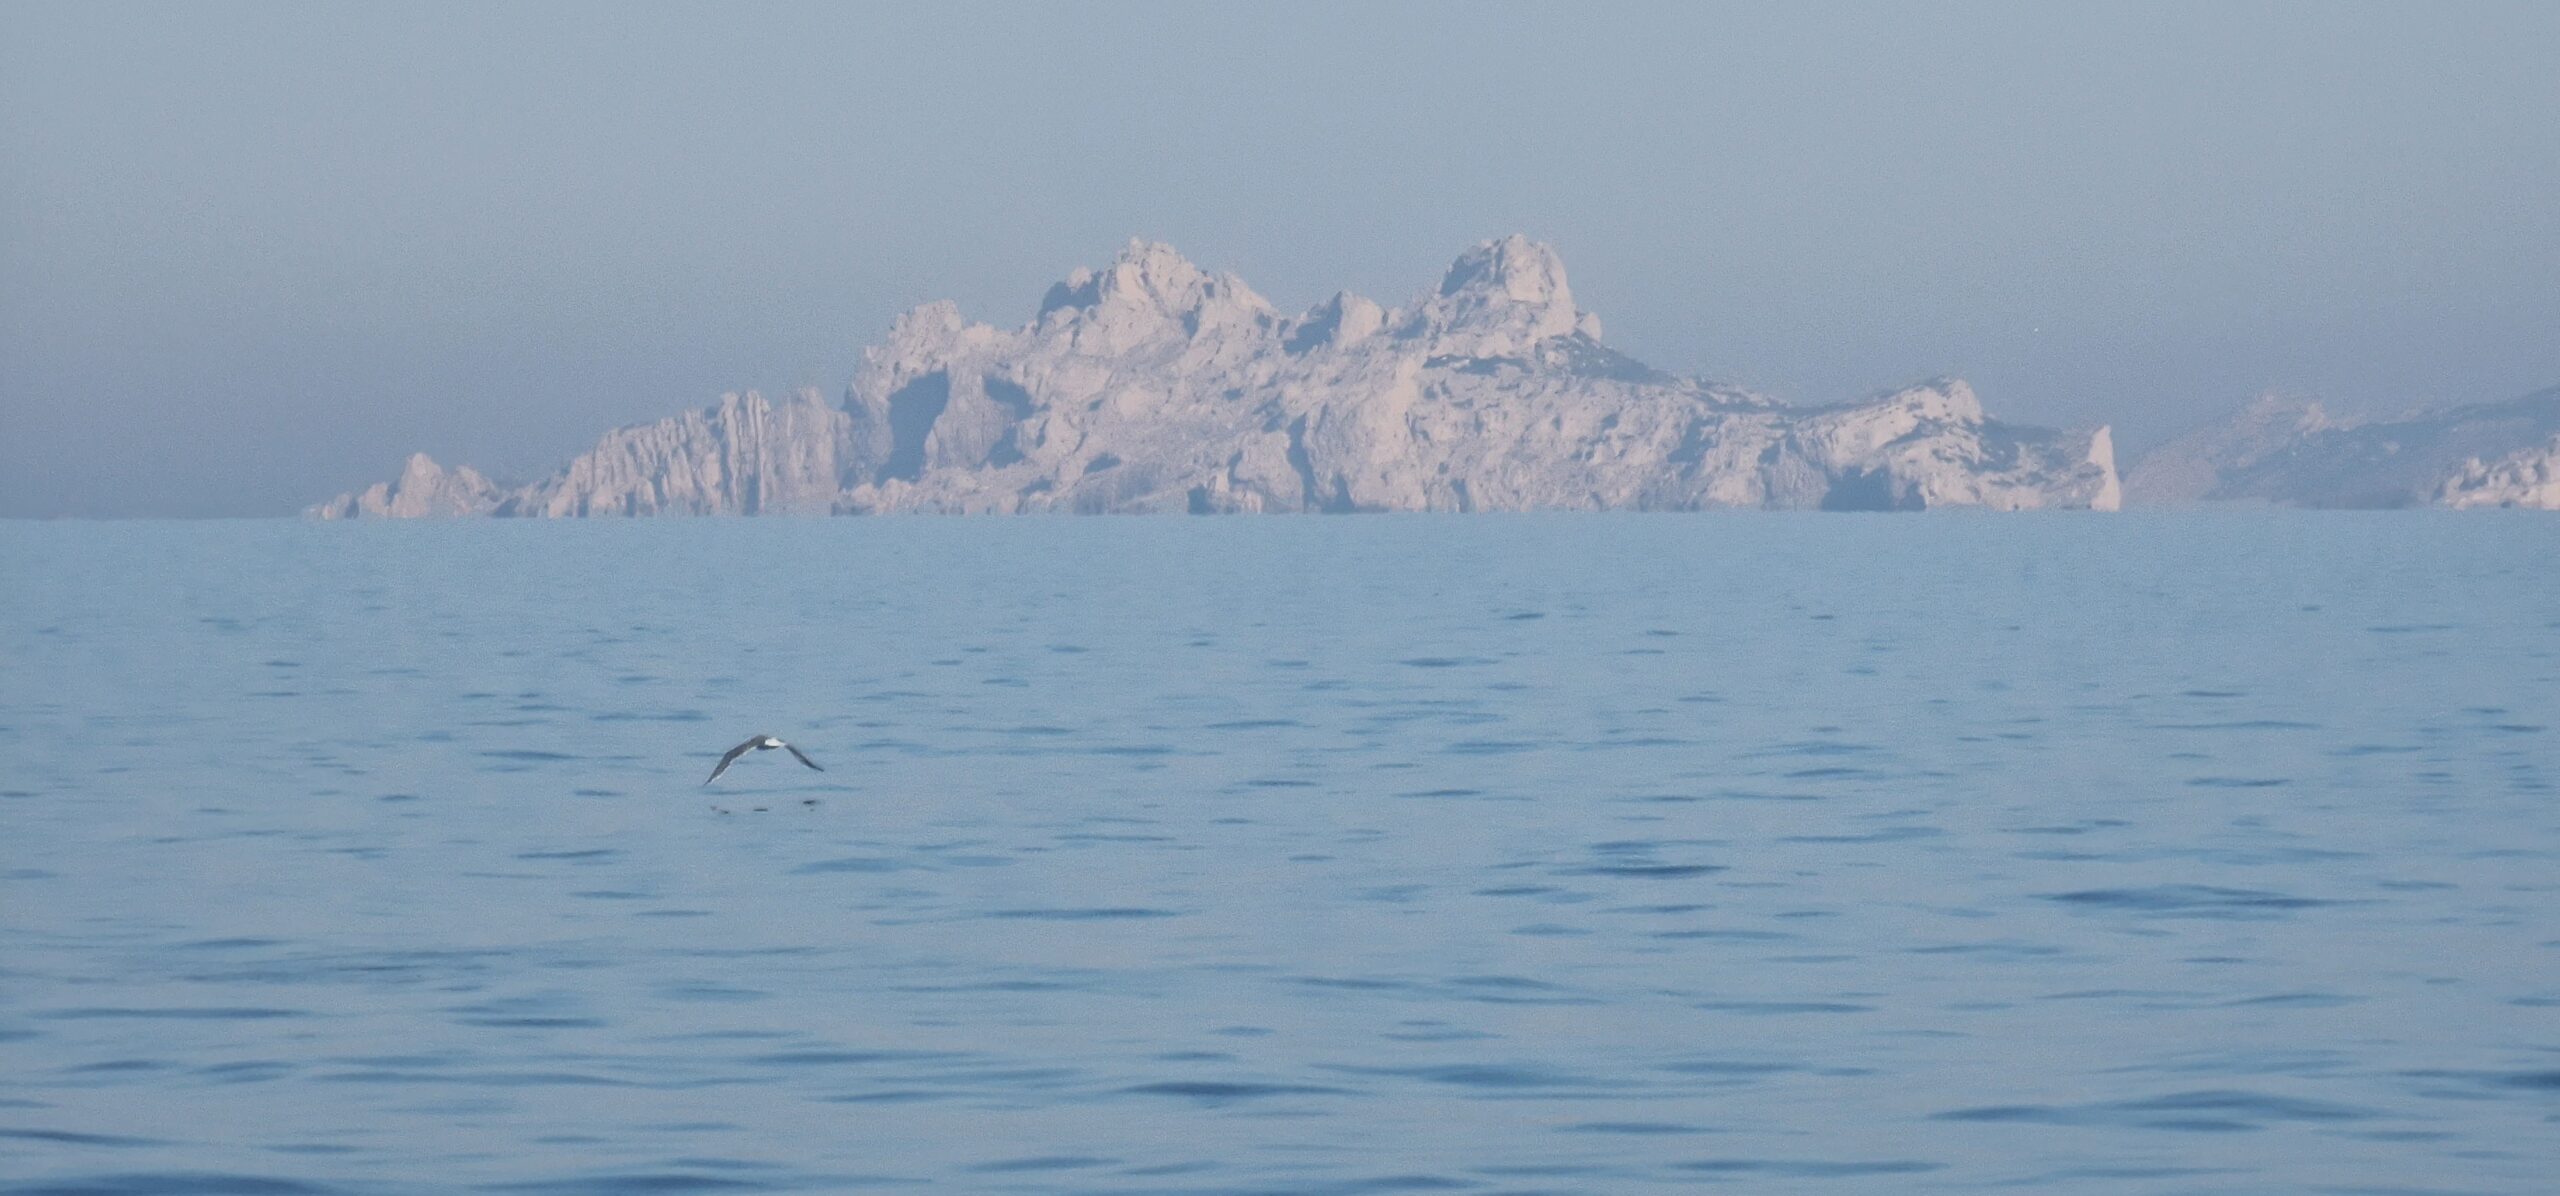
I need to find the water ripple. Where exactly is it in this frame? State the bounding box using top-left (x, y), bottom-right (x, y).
top-left (2042, 884), bottom-right (2341, 916)
top-left (1935, 1088), bottom-right (2373, 1131)
top-left (6, 517), bottom-right (2553, 1194)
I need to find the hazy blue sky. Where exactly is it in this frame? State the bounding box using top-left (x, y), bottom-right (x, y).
top-left (4, 1), bottom-right (2554, 516)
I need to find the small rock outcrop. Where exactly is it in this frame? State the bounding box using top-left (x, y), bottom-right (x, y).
top-left (314, 236), bottom-right (2122, 517)
top-left (309, 453), bottom-right (503, 519)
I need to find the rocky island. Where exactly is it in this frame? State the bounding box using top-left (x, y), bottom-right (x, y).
top-left (316, 236), bottom-right (2126, 517)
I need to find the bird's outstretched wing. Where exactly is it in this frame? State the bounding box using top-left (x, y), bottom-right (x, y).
top-left (783, 741), bottom-right (824, 772)
top-left (704, 737), bottom-right (760, 786)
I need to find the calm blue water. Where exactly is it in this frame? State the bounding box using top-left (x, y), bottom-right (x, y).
top-left (3, 515), bottom-right (2555, 1194)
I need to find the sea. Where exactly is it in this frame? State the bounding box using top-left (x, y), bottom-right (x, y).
top-left (2, 513), bottom-right (2554, 1195)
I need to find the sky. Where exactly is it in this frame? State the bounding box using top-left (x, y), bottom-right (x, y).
top-left (2, 1), bottom-right (2554, 517)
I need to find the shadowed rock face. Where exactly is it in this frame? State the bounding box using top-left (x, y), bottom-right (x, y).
top-left (312, 236), bottom-right (2122, 517)
top-left (2124, 393), bottom-right (2336, 507)
top-left (2127, 387), bottom-right (2560, 509)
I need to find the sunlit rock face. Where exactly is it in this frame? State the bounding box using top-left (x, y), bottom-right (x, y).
top-left (2127, 386), bottom-right (2560, 508)
top-left (499, 390), bottom-right (853, 517)
top-left (2437, 434), bottom-right (2560, 509)
top-left (314, 237), bottom-right (2121, 517)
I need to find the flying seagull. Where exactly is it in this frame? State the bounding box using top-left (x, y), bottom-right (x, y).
top-left (704, 734), bottom-right (824, 785)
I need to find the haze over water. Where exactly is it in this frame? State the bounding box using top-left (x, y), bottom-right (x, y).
top-left (3, 515), bottom-right (2555, 1193)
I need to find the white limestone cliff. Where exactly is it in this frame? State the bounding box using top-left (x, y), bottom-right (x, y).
top-left (314, 236), bottom-right (2122, 517)
top-left (501, 389), bottom-right (851, 517)
top-left (2436, 434), bottom-right (2560, 509)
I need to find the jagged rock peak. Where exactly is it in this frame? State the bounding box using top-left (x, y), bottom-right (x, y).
top-left (1439, 234), bottom-right (1570, 303)
top-left (1285, 290), bottom-right (1388, 353)
top-left (1038, 238), bottom-right (1272, 325)
top-left (1870, 378), bottom-right (1987, 424)
top-left (1413, 234), bottom-right (1598, 356)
